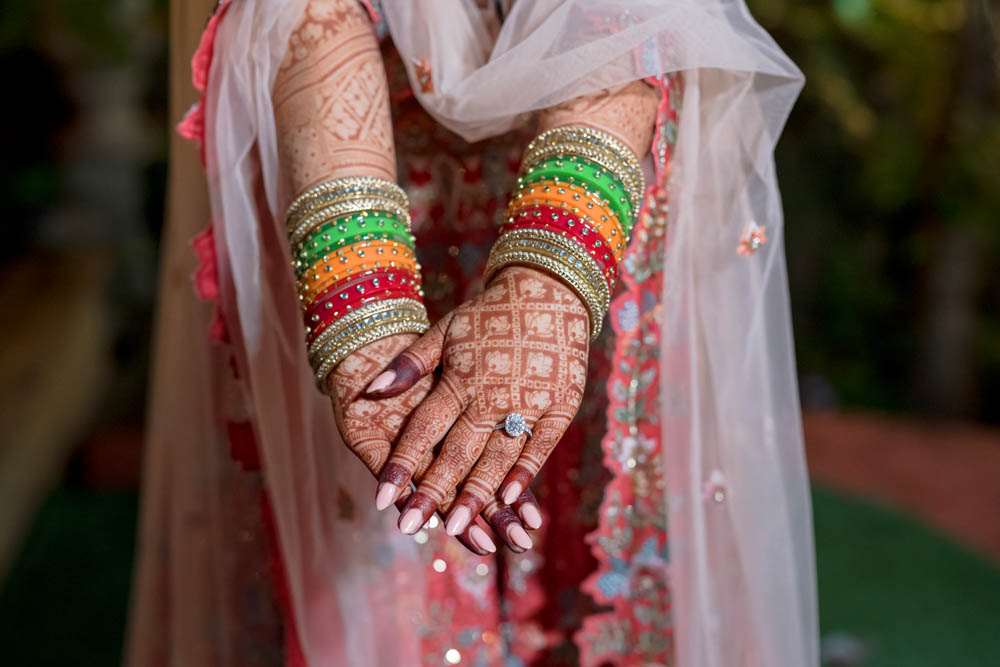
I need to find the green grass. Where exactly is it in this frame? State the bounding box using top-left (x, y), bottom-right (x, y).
top-left (813, 485), bottom-right (1000, 667)
top-left (0, 487), bottom-right (137, 667)
top-left (0, 485), bottom-right (998, 666)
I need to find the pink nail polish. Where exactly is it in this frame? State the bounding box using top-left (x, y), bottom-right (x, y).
top-left (399, 508), bottom-right (423, 534)
top-left (507, 524), bottom-right (533, 550)
top-left (375, 483), bottom-right (398, 511)
top-left (469, 526), bottom-right (496, 553)
top-left (519, 503), bottom-right (542, 530)
top-left (445, 506), bottom-right (471, 536)
top-left (502, 482), bottom-right (523, 505)
top-left (367, 370), bottom-right (396, 393)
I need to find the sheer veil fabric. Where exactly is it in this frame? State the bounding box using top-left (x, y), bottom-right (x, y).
top-left (142, 0), bottom-right (817, 664)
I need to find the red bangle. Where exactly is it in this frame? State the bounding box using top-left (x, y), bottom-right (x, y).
top-left (501, 204), bottom-right (618, 286)
top-left (305, 271), bottom-right (422, 343)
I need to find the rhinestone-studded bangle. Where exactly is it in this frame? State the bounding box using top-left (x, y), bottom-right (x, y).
top-left (520, 127), bottom-right (644, 212)
top-left (485, 229), bottom-right (610, 339)
top-left (285, 176), bottom-right (409, 230)
top-left (285, 177), bottom-right (427, 387)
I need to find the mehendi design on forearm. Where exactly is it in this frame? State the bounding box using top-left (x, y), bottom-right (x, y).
top-left (539, 79), bottom-right (659, 159)
top-left (273, 0), bottom-right (396, 191)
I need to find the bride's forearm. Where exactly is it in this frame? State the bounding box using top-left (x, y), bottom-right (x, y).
top-left (538, 80), bottom-right (659, 159)
top-left (273, 0), bottom-right (395, 194)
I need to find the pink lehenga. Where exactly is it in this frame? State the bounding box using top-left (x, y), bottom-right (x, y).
top-left (127, 1), bottom-right (817, 666)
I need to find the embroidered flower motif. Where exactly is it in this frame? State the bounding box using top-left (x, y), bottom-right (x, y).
top-left (617, 434), bottom-right (657, 470)
top-left (413, 58), bottom-right (434, 93)
top-left (594, 536), bottom-right (669, 600)
top-left (738, 220), bottom-right (767, 256)
top-left (702, 470), bottom-right (727, 503)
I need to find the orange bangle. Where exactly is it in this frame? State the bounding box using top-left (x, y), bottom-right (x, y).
top-left (298, 239), bottom-right (419, 304)
top-left (507, 180), bottom-right (627, 260)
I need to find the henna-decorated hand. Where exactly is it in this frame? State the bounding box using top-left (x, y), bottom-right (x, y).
top-left (329, 334), bottom-right (545, 555)
top-left (365, 266), bottom-right (589, 551)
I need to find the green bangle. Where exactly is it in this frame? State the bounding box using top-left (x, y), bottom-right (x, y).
top-left (295, 212), bottom-right (414, 266)
top-left (295, 231), bottom-right (415, 278)
top-left (521, 156), bottom-right (634, 228)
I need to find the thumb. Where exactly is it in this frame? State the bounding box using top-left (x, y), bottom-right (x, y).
top-left (365, 310), bottom-right (454, 397)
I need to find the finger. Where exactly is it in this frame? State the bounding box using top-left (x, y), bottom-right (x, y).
top-left (511, 487), bottom-right (543, 531)
top-left (383, 446), bottom-right (433, 508)
top-left (366, 311), bottom-right (454, 397)
top-left (398, 411), bottom-right (492, 534)
top-left (388, 472), bottom-right (496, 555)
top-left (444, 420), bottom-right (532, 536)
top-left (375, 375), bottom-right (466, 511)
top-left (482, 496), bottom-right (533, 552)
top-left (499, 410), bottom-right (574, 506)
top-left (439, 495), bottom-right (497, 556)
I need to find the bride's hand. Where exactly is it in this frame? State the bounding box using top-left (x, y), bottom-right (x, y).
top-left (330, 333), bottom-right (537, 556)
top-left (365, 266), bottom-right (589, 551)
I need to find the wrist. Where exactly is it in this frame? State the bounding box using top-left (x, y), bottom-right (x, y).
top-left (485, 125), bottom-right (643, 340)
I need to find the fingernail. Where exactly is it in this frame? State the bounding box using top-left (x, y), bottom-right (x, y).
top-left (375, 483), bottom-right (399, 511)
top-left (519, 503), bottom-right (542, 530)
top-left (502, 482), bottom-right (523, 505)
top-left (366, 370), bottom-right (396, 393)
top-left (445, 506), bottom-right (471, 536)
top-left (469, 525), bottom-right (496, 553)
top-left (399, 508), bottom-right (423, 534)
top-left (507, 523), bottom-right (533, 550)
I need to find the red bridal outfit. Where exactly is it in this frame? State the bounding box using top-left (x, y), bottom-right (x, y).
top-left (127, 1), bottom-right (817, 666)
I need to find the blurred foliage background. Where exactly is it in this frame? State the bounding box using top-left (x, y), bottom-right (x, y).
top-left (753, 0), bottom-right (1000, 419)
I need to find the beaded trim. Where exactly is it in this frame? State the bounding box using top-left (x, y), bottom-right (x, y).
top-left (285, 176), bottom-right (408, 230)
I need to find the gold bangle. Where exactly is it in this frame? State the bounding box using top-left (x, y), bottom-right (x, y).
top-left (288, 199), bottom-right (412, 249)
top-left (485, 247), bottom-right (605, 340)
top-left (312, 313), bottom-right (430, 385)
top-left (308, 297), bottom-right (427, 361)
top-left (524, 126), bottom-right (642, 179)
top-left (491, 228), bottom-right (610, 312)
top-left (486, 231), bottom-right (610, 339)
top-left (521, 126), bottom-right (645, 210)
top-left (286, 177), bottom-right (408, 230)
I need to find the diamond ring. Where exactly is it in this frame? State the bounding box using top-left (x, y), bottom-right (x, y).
top-left (494, 413), bottom-right (532, 438)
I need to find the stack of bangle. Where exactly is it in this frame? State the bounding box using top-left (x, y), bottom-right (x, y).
top-left (485, 126), bottom-right (645, 340)
top-left (285, 176), bottom-right (429, 386)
